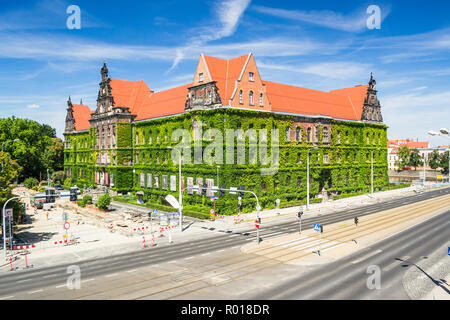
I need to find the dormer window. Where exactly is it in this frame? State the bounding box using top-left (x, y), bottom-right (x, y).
top-left (199, 73), bottom-right (204, 82)
top-left (249, 72), bottom-right (254, 81)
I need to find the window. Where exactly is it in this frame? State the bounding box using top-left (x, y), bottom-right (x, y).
top-left (239, 90), bottom-right (243, 104)
top-left (315, 126), bottom-right (320, 142)
top-left (249, 72), bottom-right (254, 81)
top-left (285, 127), bottom-right (290, 142)
top-left (323, 127), bottom-right (329, 142)
top-left (259, 93), bottom-right (263, 107)
top-left (199, 73), bottom-right (203, 82)
top-left (296, 127), bottom-right (301, 142)
top-left (307, 127), bottom-right (312, 142)
top-left (323, 154), bottom-right (330, 163)
top-left (297, 177), bottom-right (302, 187)
top-left (249, 91), bottom-right (254, 105)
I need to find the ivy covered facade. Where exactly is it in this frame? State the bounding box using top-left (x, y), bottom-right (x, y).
top-left (64, 54), bottom-right (388, 215)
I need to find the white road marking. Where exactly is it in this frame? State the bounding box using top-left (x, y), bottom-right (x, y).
top-left (216, 249), bottom-right (225, 253)
top-left (105, 273), bottom-right (119, 278)
top-left (55, 284), bottom-right (66, 288)
top-left (0, 296), bottom-right (14, 300)
top-left (17, 279), bottom-right (31, 283)
top-left (82, 278), bottom-right (95, 283)
top-left (28, 289), bottom-right (44, 294)
top-left (201, 253), bottom-right (210, 256)
top-left (126, 269), bottom-right (139, 273)
top-left (351, 249), bottom-right (383, 264)
top-left (184, 256), bottom-right (194, 260)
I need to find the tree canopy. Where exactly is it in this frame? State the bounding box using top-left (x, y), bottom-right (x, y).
top-left (0, 117), bottom-right (63, 181)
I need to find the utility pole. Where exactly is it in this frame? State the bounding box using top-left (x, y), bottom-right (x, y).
top-left (307, 149), bottom-right (310, 209)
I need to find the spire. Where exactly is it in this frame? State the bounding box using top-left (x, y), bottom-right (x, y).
top-left (80, 98), bottom-right (83, 105)
top-left (101, 61), bottom-right (109, 81)
top-left (68, 96), bottom-right (72, 104)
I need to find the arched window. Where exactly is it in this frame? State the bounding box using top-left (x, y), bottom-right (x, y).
top-left (285, 127), bottom-right (290, 142)
top-left (259, 93), bottom-right (263, 107)
top-left (239, 90), bottom-right (243, 104)
top-left (296, 127), bottom-right (301, 142)
top-left (322, 127), bottom-right (329, 142)
top-left (307, 127), bottom-right (312, 142)
top-left (249, 91), bottom-right (254, 105)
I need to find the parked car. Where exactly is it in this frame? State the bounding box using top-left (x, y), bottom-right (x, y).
top-left (55, 184), bottom-right (64, 190)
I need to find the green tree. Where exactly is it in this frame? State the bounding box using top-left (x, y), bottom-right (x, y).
top-left (0, 116), bottom-right (63, 181)
top-left (0, 151), bottom-right (23, 221)
top-left (23, 177), bottom-right (39, 189)
top-left (96, 193), bottom-right (111, 211)
top-left (395, 145), bottom-right (410, 170)
top-left (428, 150), bottom-right (441, 170)
top-left (51, 170), bottom-right (65, 184)
top-left (408, 148), bottom-right (422, 170)
top-left (439, 150), bottom-right (449, 173)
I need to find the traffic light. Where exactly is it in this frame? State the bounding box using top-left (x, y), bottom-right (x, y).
top-left (219, 184), bottom-right (226, 197)
top-left (354, 217), bottom-right (359, 226)
top-left (238, 185), bottom-right (245, 198)
top-left (297, 208), bottom-right (303, 219)
top-left (201, 183), bottom-right (207, 196)
top-left (69, 187), bottom-right (77, 202)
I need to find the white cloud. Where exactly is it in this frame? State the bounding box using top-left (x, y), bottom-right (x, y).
top-left (258, 61), bottom-right (371, 80)
top-left (26, 104), bottom-right (40, 109)
top-left (253, 5), bottom-right (390, 33)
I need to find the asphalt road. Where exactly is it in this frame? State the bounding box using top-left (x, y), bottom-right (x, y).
top-left (252, 208), bottom-right (450, 299)
top-left (0, 187), bottom-right (448, 298)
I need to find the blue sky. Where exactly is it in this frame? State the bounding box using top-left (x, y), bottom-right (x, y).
top-left (0, 0), bottom-right (449, 146)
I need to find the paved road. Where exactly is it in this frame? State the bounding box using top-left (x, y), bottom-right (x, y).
top-left (252, 208), bottom-right (450, 299)
top-left (0, 187), bottom-right (448, 298)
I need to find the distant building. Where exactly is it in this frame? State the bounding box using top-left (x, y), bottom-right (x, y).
top-left (387, 139), bottom-right (447, 170)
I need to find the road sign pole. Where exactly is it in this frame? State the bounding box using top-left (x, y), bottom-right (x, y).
top-left (299, 216), bottom-right (302, 235)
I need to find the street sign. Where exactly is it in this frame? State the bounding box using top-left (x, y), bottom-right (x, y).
top-left (313, 224), bottom-right (320, 232)
top-left (229, 187), bottom-right (237, 195)
top-left (152, 209), bottom-right (159, 215)
top-left (64, 222), bottom-right (70, 230)
top-left (255, 219), bottom-right (260, 229)
top-left (62, 212), bottom-right (69, 222)
top-left (5, 209), bottom-right (13, 218)
top-left (210, 208), bottom-right (215, 215)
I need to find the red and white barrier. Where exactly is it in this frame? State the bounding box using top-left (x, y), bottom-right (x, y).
top-left (110, 224), bottom-right (114, 233)
top-left (12, 244), bottom-right (36, 251)
top-left (151, 234), bottom-right (156, 246)
top-left (142, 236), bottom-right (146, 248)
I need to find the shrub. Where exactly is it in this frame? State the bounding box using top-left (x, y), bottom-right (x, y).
top-left (23, 177), bottom-right (39, 189)
top-left (96, 193), bottom-right (111, 211)
top-left (83, 194), bottom-right (92, 205)
top-left (77, 199), bottom-right (86, 207)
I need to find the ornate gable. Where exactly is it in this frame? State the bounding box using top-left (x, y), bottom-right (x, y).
top-left (361, 73), bottom-right (383, 123)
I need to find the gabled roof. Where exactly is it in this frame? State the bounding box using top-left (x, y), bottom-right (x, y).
top-left (109, 79), bottom-right (152, 115)
top-left (72, 104), bottom-right (93, 131)
top-left (202, 54), bottom-right (249, 103)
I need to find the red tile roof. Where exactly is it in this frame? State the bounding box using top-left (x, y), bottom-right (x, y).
top-left (264, 80), bottom-right (364, 120)
top-left (135, 83), bottom-right (191, 121)
top-left (72, 104), bottom-right (93, 131)
top-left (70, 54), bottom-right (377, 131)
top-left (203, 54), bottom-right (248, 103)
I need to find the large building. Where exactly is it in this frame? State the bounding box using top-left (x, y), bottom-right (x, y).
top-left (64, 53), bottom-right (389, 215)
